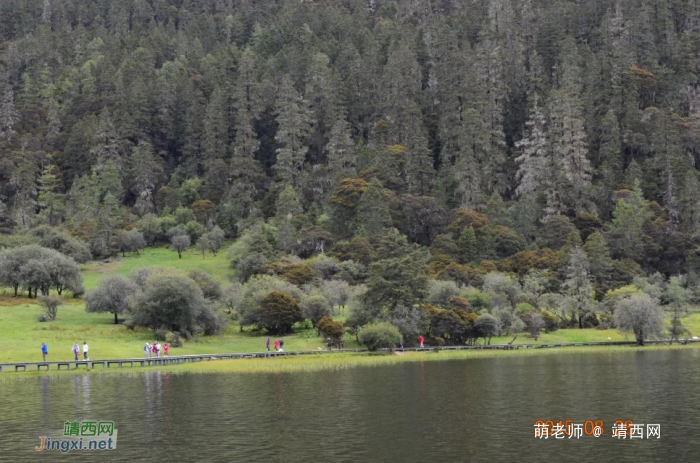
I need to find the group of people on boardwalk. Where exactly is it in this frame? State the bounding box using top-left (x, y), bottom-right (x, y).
top-left (36, 334), bottom-right (428, 364)
top-left (266, 337), bottom-right (284, 352)
top-left (144, 341), bottom-right (169, 358)
top-left (325, 337), bottom-right (345, 351)
top-left (38, 341), bottom-right (89, 362)
top-left (72, 342), bottom-right (89, 360)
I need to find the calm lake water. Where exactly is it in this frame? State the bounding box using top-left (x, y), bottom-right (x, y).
top-left (1, 349), bottom-right (699, 462)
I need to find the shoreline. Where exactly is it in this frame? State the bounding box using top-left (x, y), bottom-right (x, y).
top-left (2, 342), bottom-right (698, 380)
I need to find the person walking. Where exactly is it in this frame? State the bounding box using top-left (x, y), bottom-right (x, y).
top-left (419, 335), bottom-right (425, 348)
top-left (82, 341), bottom-right (89, 361)
top-left (274, 339), bottom-right (279, 352)
top-left (72, 342), bottom-right (79, 361)
top-left (144, 342), bottom-right (151, 359)
top-left (41, 342), bottom-right (48, 362)
top-left (163, 342), bottom-right (170, 357)
top-left (279, 338), bottom-right (284, 352)
top-left (266, 337), bottom-right (270, 352)
top-left (156, 341), bottom-right (162, 358)
top-left (151, 342), bottom-right (158, 358)
top-left (326, 337), bottom-right (332, 352)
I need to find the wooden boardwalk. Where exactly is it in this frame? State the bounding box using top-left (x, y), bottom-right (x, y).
top-left (1, 339), bottom-right (697, 373)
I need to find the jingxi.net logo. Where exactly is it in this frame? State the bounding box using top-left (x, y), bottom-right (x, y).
top-left (36, 421), bottom-right (118, 452)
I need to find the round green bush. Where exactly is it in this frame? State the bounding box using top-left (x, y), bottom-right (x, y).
top-left (358, 322), bottom-right (403, 351)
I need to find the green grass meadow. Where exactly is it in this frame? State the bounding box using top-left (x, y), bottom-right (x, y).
top-left (79, 244), bottom-right (234, 290)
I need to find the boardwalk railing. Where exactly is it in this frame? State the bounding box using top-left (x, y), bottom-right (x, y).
top-left (1, 339), bottom-right (698, 373)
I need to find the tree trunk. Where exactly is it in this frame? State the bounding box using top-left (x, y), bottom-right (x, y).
top-left (114, 312), bottom-right (119, 324)
top-left (13, 284), bottom-right (18, 297)
top-left (178, 251), bottom-right (182, 258)
top-left (578, 314), bottom-right (583, 329)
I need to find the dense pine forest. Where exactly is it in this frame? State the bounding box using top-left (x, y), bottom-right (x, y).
top-left (1, 0), bottom-right (700, 341)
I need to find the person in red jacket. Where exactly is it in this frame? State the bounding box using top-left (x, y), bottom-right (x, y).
top-left (418, 335), bottom-right (425, 348)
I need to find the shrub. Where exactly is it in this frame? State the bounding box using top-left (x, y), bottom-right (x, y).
top-left (614, 293), bottom-right (665, 345)
top-left (334, 260), bottom-right (366, 284)
top-left (316, 316), bottom-right (345, 340)
top-left (386, 305), bottom-right (430, 346)
top-left (129, 273), bottom-right (224, 335)
top-left (358, 322), bottom-right (403, 351)
top-left (307, 254), bottom-right (340, 279)
top-left (281, 263), bottom-right (316, 285)
top-left (319, 279), bottom-right (351, 310)
top-left (85, 275), bottom-right (139, 324)
top-left (515, 302), bottom-right (536, 314)
top-left (446, 295), bottom-right (472, 312)
top-left (188, 269), bottom-right (222, 300)
top-left (236, 275), bottom-right (304, 328)
top-left (541, 311), bottom-right (559, 332)
top-left (165, 331), bottom-right (183, 347)
top-left (474, 313), bottom-right (499, 344)
top-left (429, 308), bottom-right (477, 345)
top-left (300, 293), bottom-right (332, 325)
top-left (136, 213), bottom-right (163, 244)
top-left (461, 287), bottom-right (491, 311)
top-left (259, 290), bottom-right (303, 335)
top-left (228, 222), bottom-right (278, 281)
top-left (170, 234), bottom-right (191, 258)
top-left (39, 295), bottom-right (63, 321)
top-left (523, 312), bottom-right (545, 340)
top-left (154, 328), bottom-right (170, 341)
top-left (426, 280), bottom-right (461, 307)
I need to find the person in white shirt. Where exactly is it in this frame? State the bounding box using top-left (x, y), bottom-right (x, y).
top-left (82, 341), bottom-right (89, 360)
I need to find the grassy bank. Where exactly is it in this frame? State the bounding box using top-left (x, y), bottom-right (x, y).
top-left (3, 343), bottom-right (700, 380)
top-left (0, 299), bottom-right (362, 363)
top-left (2, 294), bottom-right (699, 364)
top-left (2, 245), bottom-right (699, 365)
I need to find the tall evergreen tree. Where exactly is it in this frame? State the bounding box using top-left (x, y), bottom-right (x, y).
top-left (356, 178), bottom-right (392, 239)
top-left (548, 40), bottom-right (593, 215)
top-left (609, 180), bottom-right (651, 262)
top-left (515, 93), bottom-right (547, 198)
top-left (325, 115), bottom-right (356, 186)
top-left (563, 245), bottom-right (594, 328)
top-left (274, 76), bottom-right (312, 192)
top-left (126, 141), bottom-right (163, 216)
top-left (37, 162), bottom-right (63, 226)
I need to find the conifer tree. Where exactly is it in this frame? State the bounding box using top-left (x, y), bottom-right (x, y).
top-left (609, 180), bottom-right (651, 261)
top-left (457, 226), bottom-right (478, 264)
top-left (679, 170), bottom-right (700, 236)
top-left (548, 39), bottom-right (593, 215)
top-left (356, 179), bottom-right (392, 239)
top-left (275, 185), bottom-right (303, 254)
top-left (325, 115), bottom-right (356, 185)
top-left (563, 245), bottom-right (594, 328)
top-left (37, 162), bottom-right (63, 226)
top-left (203, 85), bottom-right (230, 164)
top-left (515, 93), bottom-right (547, 198)
top-left (583, 231), bottom-right (613, 294)
top-left (274, 76), bottom-right (312, 191)
top-left (126, 141), bottom-right (164, 216)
